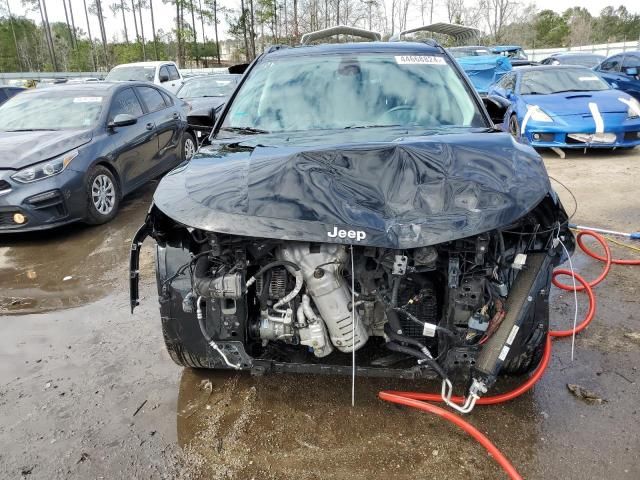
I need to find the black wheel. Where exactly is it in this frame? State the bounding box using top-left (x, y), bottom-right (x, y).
top-left (85, 165), bottom-right (120, 225)
top-left (156, 243), bottom-right (211, 368)
top-left (508, 114), bottom-right (521, 139)
top-left (181, 132), bottom-right (196, 161)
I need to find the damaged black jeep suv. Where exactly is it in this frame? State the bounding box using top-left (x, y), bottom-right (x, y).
top-left (131, 38), bottom-right (573, 398)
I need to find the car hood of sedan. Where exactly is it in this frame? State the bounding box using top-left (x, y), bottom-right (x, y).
top-left (153, 132), bottom-right (553, 249)
top-left (0, 129), bottom-right (93, 170)
top-left (522, 89), bottom-right (632, 117)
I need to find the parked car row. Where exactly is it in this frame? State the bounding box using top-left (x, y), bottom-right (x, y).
top-left (0, 81), bottom-right (196, 231)
top-left (0, 58), bottom-right (245, 233)
top-left (449, 44), bottom-right (640, 153)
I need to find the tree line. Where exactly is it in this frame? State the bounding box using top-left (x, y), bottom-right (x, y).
top-left (1, 0), bottom-right (639, 73)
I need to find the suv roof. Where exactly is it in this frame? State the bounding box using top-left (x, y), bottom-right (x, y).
top-left (112, 61), bottom-right (177, 68)
top-left (264, 41), bottom-right (443, 59)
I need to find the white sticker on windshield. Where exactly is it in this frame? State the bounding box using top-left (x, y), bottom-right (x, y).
top-left (578, 76), bottom-right (598, 81)
top-left (74, 97), bottom-right (102, 103)
top-left (395, 55), bottom-right (446, 65)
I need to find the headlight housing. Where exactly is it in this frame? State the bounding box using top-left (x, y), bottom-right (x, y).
top-left (529, 106), bottom-right (553, 122)
top-left (626, 97), bottom-right (640, 119)
top-left (11, 150), bottom-right (78, 183)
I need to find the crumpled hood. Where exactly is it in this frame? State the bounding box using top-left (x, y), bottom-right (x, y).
top-left (0, 129), bottom-right (93, 170)
top-left (522, 89), bottom-right (631, 117)
top-left (153, 132), bottom-right (551, 248)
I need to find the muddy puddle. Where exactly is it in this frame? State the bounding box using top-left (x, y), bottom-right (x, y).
top-left (0, 182), bottom-right (156, 314)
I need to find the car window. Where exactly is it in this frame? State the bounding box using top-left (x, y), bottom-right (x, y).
top-left (167, 65), bottom-right (180, 81)
top-left (520, 68), bottom-right (609, 95)
top-left (106, 66), bottom-right (156, 82)
top-left (0, 90), bottom-right (6, 102)
top-left (599, 55), bottom-right (622, 72)
top-left (0, 92), bottom-right (104, 130)
top-left (622, 55), bottom-right (640, 69)
top-left (222, 53), bottom-right (486, 133)
top-left (137, 86), bottom-right (167, 113)
top-left (160, 90), bottom-right (174, 106)
top-left (159, 66), bottom-right (170, 80)
top-left (109, 88), bottom-right (144, 122)
top-left (497, 73), bottom-right (515, 91)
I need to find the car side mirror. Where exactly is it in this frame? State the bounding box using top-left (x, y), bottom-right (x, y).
top-left (108, 113), bottom-right (137, 128)
top-left (624, 67), bottom-right (638, 76)
top-left (483, 96), bottom-right (511, 124)
top-left (159, 73), bottom-right (169, 83)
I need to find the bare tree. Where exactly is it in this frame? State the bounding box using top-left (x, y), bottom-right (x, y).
top-left (68, 0), bottom-right (78, 47)
top-left (111, 1), bottom-right (130, 43)
top-left (480, 0), bottom-right (517, 42)
top-left (82, 0), bottom-right (98, 69)
top-left (149, 0), bottom-right (159, 59)
top-left (62, 0), bottom-right (75, 48)
top-left (137, 0), bottom-right (147, 60)
top-left (4, 0), bottom-right (23, 70)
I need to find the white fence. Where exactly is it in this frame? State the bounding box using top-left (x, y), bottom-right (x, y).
top-left (525, 39), bottom-right (640, 61)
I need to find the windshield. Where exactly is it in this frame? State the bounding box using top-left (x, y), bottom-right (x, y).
top-left (450, 48), bottom-right (492, 58)
top-left (106, 66), bottom-right (155, 82)
top-left (559, 56), bottom-right (604, 67)
top-left (520, 68), bottom-right (610, 95)
top-left (178, 76), bottom-right (238, 98)
top-left (0, 92), bottom-right (104, 131)
top-left (221, 53), bottom-right (485, 134)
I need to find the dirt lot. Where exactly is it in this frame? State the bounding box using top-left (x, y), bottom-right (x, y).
top-left (1, 148), bottom-right (639, 479)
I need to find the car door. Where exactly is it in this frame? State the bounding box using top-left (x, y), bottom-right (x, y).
top-left (135, 86), bottom-right (181, 176)
top-left (596, 55), bottom-right (624, 87)
top-left (161, 64), bottom-right (183, 93)
top-left (107, 87), bottom-right (159, 193)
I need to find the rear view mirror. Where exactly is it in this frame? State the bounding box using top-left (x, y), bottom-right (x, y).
top-left (159, 73), bottom-right (170, 83)
top-left (108, 113), bottom-right (137, 128)
top-left (624, 67), bottom-right (638, 76)
top-left (483, 96), bottom-right (510, 124)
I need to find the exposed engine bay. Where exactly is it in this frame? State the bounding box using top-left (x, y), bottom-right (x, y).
top-left (131, 196), bottom-right (572, 395)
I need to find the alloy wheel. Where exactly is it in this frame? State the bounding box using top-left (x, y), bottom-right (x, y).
top-left (91, 174), bottom-right (116, 215)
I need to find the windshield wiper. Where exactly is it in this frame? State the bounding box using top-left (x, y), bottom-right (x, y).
top-left (553, 89), bottom-right (594, 94)
top-left (4, 128), bottom-right (60, 132)
top-left (344, 124), bottom-right (402, 129)
top-left (220, 126), bottom-right (270, 135)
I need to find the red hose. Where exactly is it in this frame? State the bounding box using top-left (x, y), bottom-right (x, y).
top-left (378, 392), bottom-right (524, 480)
top-left (379, 230), bottom-right (638, 479)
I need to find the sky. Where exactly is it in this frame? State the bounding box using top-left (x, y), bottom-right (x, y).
top-left (4, 0), bottom-right (640, 44)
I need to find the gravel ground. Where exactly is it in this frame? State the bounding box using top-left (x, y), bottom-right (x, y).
top-left (1, 148), bottom-right (639, 479)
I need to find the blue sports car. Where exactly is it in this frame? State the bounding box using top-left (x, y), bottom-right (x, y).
top-left (487, 65), bottom-right (640, 151)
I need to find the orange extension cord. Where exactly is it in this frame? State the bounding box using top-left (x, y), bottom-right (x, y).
top-left (379, 231), bottom-right (640, 480)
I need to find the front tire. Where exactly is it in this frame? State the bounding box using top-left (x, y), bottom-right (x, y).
top-left (508, 114), bottom-right (521, 139)
top-left (85, 165), bottom-right (120, 225)
top-left (181, 132), bottom-right (196, 161)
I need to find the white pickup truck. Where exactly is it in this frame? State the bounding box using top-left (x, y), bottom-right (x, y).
top-left (105, 61), bottom-right (184, 94)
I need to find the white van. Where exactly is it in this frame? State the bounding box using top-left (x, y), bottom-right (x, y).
top-left (105, 61), bottom-right (184, 94)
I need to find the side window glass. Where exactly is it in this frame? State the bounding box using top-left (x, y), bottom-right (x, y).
top-left (0, 90), bottom-right (7, 102)
top-left (622, 55), bottom-right (640, 69)
top-left (109, 88), bottom-right (143, 122)
top-left (159, 66), bottom-right (170, 80)
top-left (160, 90), bottom-right (173, 106)
top-left (600, 56), bottom-right (621, 72)
top-left (137, 86), bottom-right (166, 113)
top-left (505, 75), bottom-right (515, 91)
top-left (167, 65), bottom-right (180, 81)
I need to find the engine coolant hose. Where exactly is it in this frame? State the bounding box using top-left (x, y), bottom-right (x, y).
top-left (379, 230), bottom-right (638, 480)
